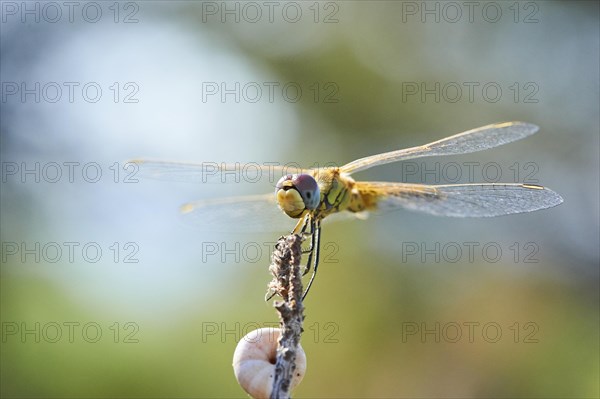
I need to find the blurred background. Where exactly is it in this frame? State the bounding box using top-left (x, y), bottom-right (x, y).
top-left (1, 1), bottom-right (598, 397)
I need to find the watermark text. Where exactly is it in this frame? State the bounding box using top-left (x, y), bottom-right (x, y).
top-left (401, 321), bottom-right (539, 343)
top-left (199, 1), bottom-right (339, 23)
top-left (201, 240), bottom-right (339, 264)
top-left (201, 321), bottom-right (339, 343)
top-left (201, 81), bottom-right (339, 103)
top-left (1, 241), bottom-right (140, 264)
top-left (2, 321), bottom-right (139, 343)
top-left (400, 241), bottom-right (540, 264)
top-left (400, 2), bottom-right (540, 24)
top-left (401, 81), bottom-right (539, 104)
top-left (1, 82), bottom-right (139, 103)
top-left (1, 162), bottom-right (138, 184)
top-left (1, 2), bottom-right (140, 24)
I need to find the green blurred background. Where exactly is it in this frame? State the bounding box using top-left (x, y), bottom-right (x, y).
top-left (1, 1), bottom-right (598, 398)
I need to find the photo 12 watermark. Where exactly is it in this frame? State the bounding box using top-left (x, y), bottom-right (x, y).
top-left (1, 162), bottom-right (139, 184)
top-left (1, 321), bottom-right (140, 343)
top-left (401, 82), bottom-right (539, 104)
top-left (400, 2), bottom-right (540, 24)
top-left (397, 161), bottom-right (540, 184)
top-left (399, 241), bottom-right (540, 264)
top-left (400, 321), bottom-right (540, 343)
top-left (1, 241), bottom-right (140, 264)
top-left (1, 2), bottom-right (140, 24)
top-left (199, 1), bottom-right (340, 24)
top-left (200, 240), bottom-right (339, 264)
top-left (201, 81), bottom-right (339, 104)
top-left (201, 321), bottom-right (339, 344)
top-left (1, 82), bottom-right (140, 104)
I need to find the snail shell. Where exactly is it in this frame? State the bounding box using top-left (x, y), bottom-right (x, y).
top-left (232, 327), bottom-right (306, 398)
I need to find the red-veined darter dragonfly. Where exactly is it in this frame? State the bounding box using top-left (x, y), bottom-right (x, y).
top-left (131, 121), bottom-right (563, 299)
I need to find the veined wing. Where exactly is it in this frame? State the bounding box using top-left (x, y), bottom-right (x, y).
top-left (341, 122), bottom-right (538, 174)
top-left (355, 181), bottom-right (563, 217)
top-left (178, 193), bottom-right (295, 233)
top-left (129, 159), bottom-right (310, 184)
top-left (179, 193), bottom-right (364, 233)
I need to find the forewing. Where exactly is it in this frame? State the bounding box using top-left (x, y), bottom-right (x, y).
top-left (179, 193), bottom-right (297, 233)
top-left (129, 159), bottom-right (307, 184)
top-left (341, 122), bottom-right (539, 174)
top-left (356, 182), bottom-right (563, 217)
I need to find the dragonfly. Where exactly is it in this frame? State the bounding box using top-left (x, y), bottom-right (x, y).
top-left (131, 121), bottom-right (563, 299)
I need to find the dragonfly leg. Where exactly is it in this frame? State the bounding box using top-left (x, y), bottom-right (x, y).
top-left (264, 289), bottom-right (276, 302)
top-left (302, 219), bottom-right (321, 300)
top-left (301, 218), bottom-right (316, 276)
top-left (301, 213), bottom-right (316, 242)
top-left (293, 213), bottom-right (314, 255)
top-left (300, 217), bottom-right (314, 254)
top-left (292, 211), bottom-right (310, 235)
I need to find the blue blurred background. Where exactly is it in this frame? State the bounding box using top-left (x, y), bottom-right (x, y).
top-left (1, 1), bottom-right (598, 397)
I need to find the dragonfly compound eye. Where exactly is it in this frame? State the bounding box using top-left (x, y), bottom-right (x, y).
top-left (275, 174), bottom-right (320, 218)
top-left (292, 174), bottom-right (320, 210)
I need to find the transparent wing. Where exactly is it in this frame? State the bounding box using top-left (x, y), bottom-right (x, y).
top-left (178, 194), bottom-right (296, 233)
top-left (341, 122), bottom-right (539, 174)
top-left (179, 193), bottom-right (365, 233)
top-left (128, 159), bottom-right (309, 184)
top-left (356, 181), bottom-right (563, 217)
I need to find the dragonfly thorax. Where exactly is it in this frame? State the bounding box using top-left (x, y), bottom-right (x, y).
top-left (311, 169), bottom-right (366, 218)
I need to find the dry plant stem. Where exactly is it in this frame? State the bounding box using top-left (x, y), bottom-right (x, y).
top-left (269, 234), bottom-right (304, 399)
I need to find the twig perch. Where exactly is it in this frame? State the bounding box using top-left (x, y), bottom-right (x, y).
top-left (268, 234), bottom-right (305, 399)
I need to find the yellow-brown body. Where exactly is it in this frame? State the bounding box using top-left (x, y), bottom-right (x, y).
top-left (309, 167), bottom-right (373, 219)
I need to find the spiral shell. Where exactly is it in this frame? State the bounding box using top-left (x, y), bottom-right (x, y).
top-left (232, 327), bottom-right (306, 398)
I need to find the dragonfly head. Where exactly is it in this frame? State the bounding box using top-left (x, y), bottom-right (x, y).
top-left (275, 174), bottom-right (320, 218)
